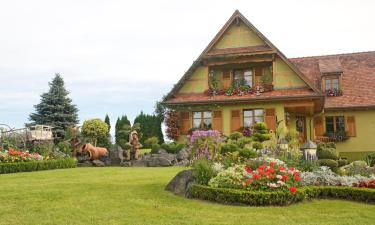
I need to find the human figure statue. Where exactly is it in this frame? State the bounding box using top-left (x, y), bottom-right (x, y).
top-left (125, 130), bottom-right (142, 160)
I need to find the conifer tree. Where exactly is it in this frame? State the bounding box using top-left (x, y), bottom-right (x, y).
top-left (115, 115), bottom-right (131, 144)
top-left (29, 73), bottom-right (79, 142)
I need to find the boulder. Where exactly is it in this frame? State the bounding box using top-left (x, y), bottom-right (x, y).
top-left (148, 156), bottom-right (172, 167)
top-left (158, 149), bottom-right (168, 154)
top-left (107, 145), bottom-right (124, 165)
top-left (132, 159), bottom-right (148, 167)
top-left (92, 159), bottom-right (105, 167)
top-left (121, 161), bottom-right (132, 167)
top-left (177, 148), bottom-right (190, 161)
top-left (165, 169), bottom-right (194, 196)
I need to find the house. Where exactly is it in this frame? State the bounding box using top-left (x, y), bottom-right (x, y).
top-left (162, 10), bottom-right (375, 161)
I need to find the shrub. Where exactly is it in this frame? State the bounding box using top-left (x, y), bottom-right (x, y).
top-left (151, 144), bottom-right (160, 154)
top-left (366, 152), bottom-right (375, 167)
top-left (238, 148), bottom-right (257, 159)
top-left (252, 142), bottom-right (263, 150)
top-left (161, 142), bottom-right (185, 154)
top-left (318, 159), bottom-right (339, 170)
top-left (220, 143), bottom-right (239, 154)
top-left (189, 184), bottom-right (375, 206)
top-left (30, 142), bottom-right (54, 157)
top-left (81, 119), bottom-right (109, 146)
top-left (0, 158), bottom-right (77, 174)
top-left (192, 159), bottom-right (215, 185)
top-left (318, 147), bottom-right (339, 160)
top-left (57, 142), bottom-right (71, 155)
top-left (236, 137), bottom-right (252, 148)
top-left (229, 132), bottom-right (243, 141)
top-left (189, 184), bottom-right (305, 206)
top-left (144, 137), bottom-right (159, 148)
top-left (338, 159), bottom-right (349, 167)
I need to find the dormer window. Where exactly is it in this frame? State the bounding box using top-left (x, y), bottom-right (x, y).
top-left (324, 77), bottom-right (339, 91)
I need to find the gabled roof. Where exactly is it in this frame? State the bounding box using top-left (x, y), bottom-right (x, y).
top-left (290, 51), bottom-right (375, 110)
top-left (163, 10), bottom-right (321, 103)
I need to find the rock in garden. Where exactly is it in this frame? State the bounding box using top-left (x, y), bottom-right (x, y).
top-left (121, 161), bottom-right (132, 167)
top-left (77, 161), bottom-right (92, 167)
top-left (108, 145), bottom-right (124, 165)
top-left (92, 159), bottom-right (105, 167)
top-left (148, 156), bottom-right (172, 167)
top-left (157, 149), bottom-right (168, 154)
top-left (165, 169), bottom-right (194, 196)
top-left (177, 148), bottom-right (190, 161)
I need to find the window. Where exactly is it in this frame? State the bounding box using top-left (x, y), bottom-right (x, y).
top-left (325, 77), bottom-right (339, 91)
top-left (233, 69), bottom-right (253, 87)
top-left (325, 116), bottom-right (345, 133)
top-left (243, 109), bottom-right (264, 127)
top-left (193, 111), bottom-right (212, 129)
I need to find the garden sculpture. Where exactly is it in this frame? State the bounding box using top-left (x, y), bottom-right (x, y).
top-left (80, 143), bottom-right (108, 160)
top-left (125, 130), bottom-right (142, 160)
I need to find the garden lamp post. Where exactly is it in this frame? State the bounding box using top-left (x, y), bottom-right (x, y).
top-left (277, 138), bottom-right (289, 151)
top-left (300, 139), bottom-right (318, 161)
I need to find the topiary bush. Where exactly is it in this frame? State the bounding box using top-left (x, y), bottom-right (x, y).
top-left (338, 159), bottom-right (349, 167)
top-left (229, 132), bottom-right (243, 141)
top-left (238, 148), bottom-right (257, 159)
top-left (220, 143), bottom-right (239, 154)
top-left (366, 152), bottom-right (375, 167)
top-left (318, 159), bottom-right (339, 171)
top-left (252, 142), bottom-right (263, 150)
top-left (151, 144), bottom-right (160, 154)
top-left (144, 137), bottom-right (159, 148)
top-left (57, 142), bottom-right (71, 155)
top-left (318, 147), bottom-right (339, 160)
top-left (30, 142), bottom-right (54, 157)
top-left (161, 142), bottom-right (185, 154)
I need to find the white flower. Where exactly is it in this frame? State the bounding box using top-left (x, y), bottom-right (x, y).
top-left (277, 180), bottom-right (285, 186)
top-left (276, 175), bottom-right (282, 179)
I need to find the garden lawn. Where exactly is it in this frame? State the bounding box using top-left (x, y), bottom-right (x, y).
top-left (0, 167), bottom-right (374, 225)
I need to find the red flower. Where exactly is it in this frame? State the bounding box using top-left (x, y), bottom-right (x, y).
top-left (278, 166), bottom-right (286, 172)
top-left (258, 165), bottom-right (267, 170)
top-left (267, 167), bottom-right (275, 173)
top-left (253, 173), bottom-right (261, 180)
top-left (245, 178), bottom-right (253, 184)
top-left (269, 162), bottom-right (276, 167)
top-left (281, 175), bottom-right (289, 181)
top-left (244, 166), bottom-right (252, 173)
top-left (289, 186), bottom-right (297, 193)
top-left (267, 174), bottom-right (275, 179)
top-left (293, 175), bottom-right (301, 181)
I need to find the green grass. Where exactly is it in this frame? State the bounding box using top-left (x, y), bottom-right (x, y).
top-left (0, 167), bottom-right (374, 225)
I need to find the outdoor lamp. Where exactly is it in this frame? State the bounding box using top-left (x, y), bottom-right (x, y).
top-left (277, 138), bottom-right (289, 151)
top-left (300, 139), bottom-right (318, 161)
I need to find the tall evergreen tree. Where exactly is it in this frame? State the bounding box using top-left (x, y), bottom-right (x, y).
top-left (115, 115), bottom-right (131, 144)
top-left (29, 73), bottom-right (79, 142)
top-left (134, 111), bottom-right (164, 144)
top-left (97, 114), bottom-right (112, 149)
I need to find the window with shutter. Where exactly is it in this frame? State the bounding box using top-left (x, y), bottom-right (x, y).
top-left (231, 110), bottom-right (241, 132)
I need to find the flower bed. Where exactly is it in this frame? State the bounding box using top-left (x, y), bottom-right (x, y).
top-left (0, 158), bottom-right (77, 174)
top-left (0, 148), bottom-right (43, 163)
top-left (189, 184), bottom-right (375, 206)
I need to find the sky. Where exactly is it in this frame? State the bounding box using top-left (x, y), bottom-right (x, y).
top-left (0, 0), bottom-right (374, 134)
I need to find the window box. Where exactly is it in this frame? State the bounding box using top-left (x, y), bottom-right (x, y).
top-left (326, 88), bottom-right (343, 97)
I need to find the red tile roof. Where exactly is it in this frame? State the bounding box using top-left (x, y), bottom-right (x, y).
top-left (206, 45), bottom-right (272, 56)
top-left (290, 51), bottom-right (375, 110)
top-left (318, 58), bottom-right (343, 74)
top-left (164, 88), bottom-right (320, 105)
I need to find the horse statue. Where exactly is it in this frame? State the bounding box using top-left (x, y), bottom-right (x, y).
top-left (80, 143), bottom-right (108, 160)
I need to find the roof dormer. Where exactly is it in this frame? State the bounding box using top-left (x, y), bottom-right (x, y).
top-left (319, 58), bottom-right (343, 96)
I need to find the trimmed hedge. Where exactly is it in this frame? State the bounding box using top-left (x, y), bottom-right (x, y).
top-left (0, 158), bottom-right (77, 174)
top-left (189, 184), bottom-right (305, 206)
top-left (189, 184), bottom-right (375, 206)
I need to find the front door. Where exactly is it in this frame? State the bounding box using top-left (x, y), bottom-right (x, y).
top-left (296, 116), bottom-right (306, 143)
